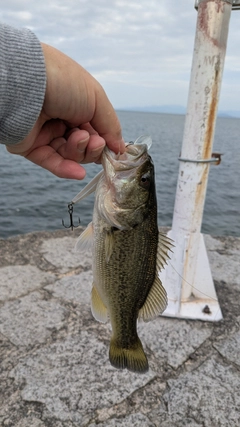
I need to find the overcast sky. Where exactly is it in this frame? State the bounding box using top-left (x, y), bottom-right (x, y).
top-left (1, 0), bottom-right (240, 111)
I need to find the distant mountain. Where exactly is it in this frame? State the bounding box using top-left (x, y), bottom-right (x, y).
top-left (121, 105), bottom-right (240, 118)
top-left (122, 105), bottom-right (186, 115)
top-left (221, 110), bottom-right (240, 118)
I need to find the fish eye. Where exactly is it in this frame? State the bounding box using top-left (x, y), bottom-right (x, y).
top-left (140, 172), bottom-right (151, 189)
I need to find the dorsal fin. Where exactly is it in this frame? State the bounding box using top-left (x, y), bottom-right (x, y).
top-left (138, 233), bottom-right (173, 322)
top-left (156, 232), bottom-right (174, 272)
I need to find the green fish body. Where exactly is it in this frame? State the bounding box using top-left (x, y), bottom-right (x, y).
top-left (76, 137), bottom-right (173, 373)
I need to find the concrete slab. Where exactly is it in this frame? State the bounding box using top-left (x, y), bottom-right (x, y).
top-left (204, 234), bottom-right (225, 251)
top-left (140, 317), bottom-right (212, 369)
top-left (0, 291), bottom-right (66, 347)
top-left (89, 413), bottom-right (154, 426)
top-left (0, 265), bottom-right (54, 302)
top-left (40, 236), bottom-right (92, 273)
top-left (148, 355), bottom-right (240, 427)
top-left (214, 329), bottom-right (240, 367)
top-left (15, 418), bottom-right (46, 427)
top-left (45, 271), bottom-right (92, 305)
top-left (208, 251), bottom-right (240, 286)
top-left (10, 332), bottom-right (154, 425)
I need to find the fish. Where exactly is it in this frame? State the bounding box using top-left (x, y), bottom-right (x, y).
top-left (75, 136), bottom-right (173, 373)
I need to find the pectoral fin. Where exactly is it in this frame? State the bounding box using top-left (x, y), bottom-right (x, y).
top-left (75, 222), bottom-right (93, 252)
top-left (91, 285), bottom-right (108, 323)
top-left (138, 275), bottom-right (167, 322)
top-left (105, 231), bottom-right (115, 262)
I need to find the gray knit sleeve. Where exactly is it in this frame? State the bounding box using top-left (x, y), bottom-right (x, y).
top-left (0, 23), bottom-right (46, 145)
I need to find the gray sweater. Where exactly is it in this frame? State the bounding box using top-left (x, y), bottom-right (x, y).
top-left (0, 23), bottom-right (46, 145)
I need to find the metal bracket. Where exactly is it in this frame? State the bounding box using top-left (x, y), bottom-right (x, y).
top-left (195, 0), bottom-right (240, 10)
top-left (178, 153), bottom-right (222, 165)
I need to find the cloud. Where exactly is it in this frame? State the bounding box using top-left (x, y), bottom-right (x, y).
top-left (1, 0), bottom-right (239, 110)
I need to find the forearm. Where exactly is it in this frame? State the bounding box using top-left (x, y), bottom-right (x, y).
top-left (0, 23), bottom-right (46, 145)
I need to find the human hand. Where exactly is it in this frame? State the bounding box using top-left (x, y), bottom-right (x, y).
top-left (7, 43), bottom-right (125, 179)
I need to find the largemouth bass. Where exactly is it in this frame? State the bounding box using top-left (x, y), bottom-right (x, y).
top-left (75, 136), bottom-right (173, 373)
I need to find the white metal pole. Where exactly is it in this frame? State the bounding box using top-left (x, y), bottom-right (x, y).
top-left (160, 0), bottom-right (233, 321)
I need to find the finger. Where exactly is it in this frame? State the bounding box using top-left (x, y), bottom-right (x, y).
top-left (36, 119), bottom-right (67, 147)
top-left (80, 134), bottom-right (106, 164)
top-left (52, 131), bottom-right (90, 163)
top-left (64, 127), bottom-right (89, 140)
top-left (7, 119), bottom-right (67, 156)
top-left (50, 129), bottom-right (90, 163)
top-left (49, 137), bottom-right (67, 153)
top-left (25, 145), bottom-right (86, 179)
top-left (80, 121), bottom-right (125, 155)
top-left (65, 129), bottom-right (90, 157)
top-left (49, 137), bottom-right (86, 163)
top-left (79, 122), bottom-right (98, 135)
top-left (54, 131), bottom-right (106, 164)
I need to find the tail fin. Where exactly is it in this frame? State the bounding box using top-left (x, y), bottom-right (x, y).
top-left (109, 336), bottom-right (148, 373)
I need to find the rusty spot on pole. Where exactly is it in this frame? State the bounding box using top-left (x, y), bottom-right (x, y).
top-left (203, 58), bottom-right (220, 160)
top-left (194, 165), bottom-right (208, 221)
top-left (198, 0), bottom-right (227, 49)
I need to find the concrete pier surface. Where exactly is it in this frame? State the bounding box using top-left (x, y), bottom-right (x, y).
top-left (0, 228), bottom-right (240, 427)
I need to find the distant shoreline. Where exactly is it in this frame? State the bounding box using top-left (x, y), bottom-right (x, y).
top-left (116, 107), bottom-right (240, 119)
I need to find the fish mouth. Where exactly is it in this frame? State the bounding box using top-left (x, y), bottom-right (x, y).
top-left (99, 141), bottom-right (154, 228)
top-left (103, 144), bottom-right (149, 173)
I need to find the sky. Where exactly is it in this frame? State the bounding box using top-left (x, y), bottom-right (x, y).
top-left (1, 0), bottom-right (240, 112)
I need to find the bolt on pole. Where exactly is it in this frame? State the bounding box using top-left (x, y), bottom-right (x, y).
top-left (160, 0), bottom-right (237, 321)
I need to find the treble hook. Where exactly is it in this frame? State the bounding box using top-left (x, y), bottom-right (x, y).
top-left (62, 203), bottom-right (80, 230)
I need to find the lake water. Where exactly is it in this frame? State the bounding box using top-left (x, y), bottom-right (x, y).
top-left (0, 111), bottom-right (239, 239)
